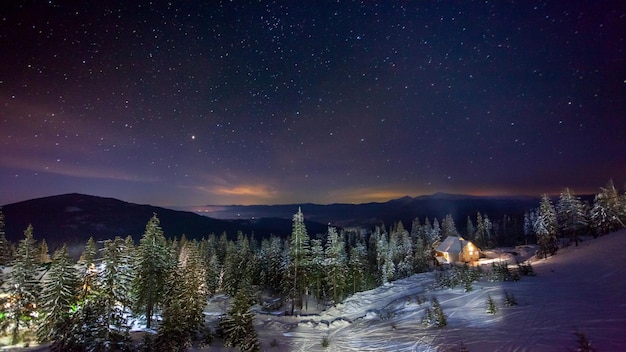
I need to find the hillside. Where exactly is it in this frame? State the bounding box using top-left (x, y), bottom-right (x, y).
top-left (241, 230), bottom-right (626, 351)
top-left (1, 194), bottom-right (328, 247)
top-left (178, 192), bottom-right (544, 228)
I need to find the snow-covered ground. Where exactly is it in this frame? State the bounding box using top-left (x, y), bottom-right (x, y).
top-left (6, 231), bottom-right (625, 351)
top-left (245, 230), bottom-right (626, 351)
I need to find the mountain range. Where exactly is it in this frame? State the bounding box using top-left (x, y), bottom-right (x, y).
top-left (0, 193), bottom-right (328, 248)
top-left (174, 192), bottom-right (544, 229)
top-left (0, 192), bottom-right (555, 249)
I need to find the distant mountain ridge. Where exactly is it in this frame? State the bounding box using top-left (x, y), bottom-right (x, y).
top-left (1, 193), bottom-right (329, 247)
top-left (175, 192), bottom-right (544, 229)
top-left (3, 192), bottom-right (585, 249)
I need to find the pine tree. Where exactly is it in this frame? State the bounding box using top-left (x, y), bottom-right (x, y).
top-left (0, 207), bottom-right (12, 265)
top-left (133, 214), bottom-right (173, 329)
top-left (523, 210), bottom-right (537, 245)
top-left (220, 290), bottom-right (260, 352)
top-left (77, 237), bottom-right (98, 307)
top-left (393, 222), bottom-right (414, 279)
top-left (430, 218), bottom-right (442, 247)
top-left (376, 232), bottom-right (392, 284)
top-left (36, 245), bottom-right (79, 343)
top-left (97, 237), bottom-right (134, 348)
top-left (441, 214), bottom-right (459, 239)
top-left (590, 180), bottom-right (625, 235)
top-left (475, 213), bottom-right (485, 248)
top-left (223, 232), bottom-right (256, 296)
top-left (309, 238), bottom-right (325, 301)
top-left (535, 194), bottom-right (559, 258)
top-left (504, 291), bottom-right (517, 306)
top-left (348, 241), bottom-right (368, 294)
top-left (157, 241), bottom-right (208, 350)
top-left (483, 214), bottom-right (493, 248)
top-left (412, 236), bottom-right (431, 273)
top-left (200, 235), bottom-right (221, 295)
top-left (6, 224), bottom-right (41, 344)
top-left (324, 227), bottom-right (348, 303)
top-left (466, 216), bottom-right (475, 241)
top-left (38, 238), bottom-right (52, 265)
top-left (557, 188), bottom-right (589, 246)
top-left (431, 297), bottom-right (447, 327)
top-left (288, 208), bottom-right (310, 314)
top-left (486, 295), bottom-right (498, 314)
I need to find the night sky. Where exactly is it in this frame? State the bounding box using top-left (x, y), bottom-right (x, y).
top-left (1, 1), bottom-right (625, 206)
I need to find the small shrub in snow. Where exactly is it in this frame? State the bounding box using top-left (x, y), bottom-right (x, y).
top-left (464, 277), bottom-right (473, 292)
top-left (504, 291), bottom-right (517, 306)
top-left (415, 295), bottom-right (427, 305)
top-left (420, 297), bottom-right (446, 328)
top-left (321, 336), bottom-right (330, 348)
top-left (421, 307), bottom-right (434, 326)
top-left (432, 297), bottom-right (447, 327)
top-left (486, 262), bottom-right (512, 282)
top-left (435, 264), bottom-right (482, 290)
top-left (517, 262), bottom-right (535, 276)
top-left (486, 295), bottom-right (498, 314)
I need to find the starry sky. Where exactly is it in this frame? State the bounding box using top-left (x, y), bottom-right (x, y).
top-left (1, 1), bottom-right (625, 206)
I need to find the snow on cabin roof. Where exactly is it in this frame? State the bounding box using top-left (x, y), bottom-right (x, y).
top-left (436, 236), bottom-right (473, 253)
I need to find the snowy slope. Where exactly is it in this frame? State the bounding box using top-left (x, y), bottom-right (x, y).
top-left (253, 230), bottom-right (626, 351)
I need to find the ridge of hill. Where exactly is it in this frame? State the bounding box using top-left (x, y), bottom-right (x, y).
top-left (178, 192), bottom-right (544, 228)
top-left (1, 193), bottom-right (328, 247)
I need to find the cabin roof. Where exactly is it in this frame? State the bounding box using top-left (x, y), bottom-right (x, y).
top-left (436, 236), bottom-right (476, 253)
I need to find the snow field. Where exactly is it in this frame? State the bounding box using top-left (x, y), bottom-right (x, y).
top-left (250, 230), bottom-right (626, 351)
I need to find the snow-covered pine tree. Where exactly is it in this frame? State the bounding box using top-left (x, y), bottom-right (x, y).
top-left (269, 235), bottom-right (286, 294)
top-left (38, 238), bottom-right (52, 265)
top-left (77, 236), bottom-right (98, 310)
top-left (222, 232), bottom-right (252, 296)
top-left (466, 216), bottom-right (475, 241)
top-left (412, 235), bottom-right (431, 273)
top-left (288, 207), bottom-right (310, 315)
top-left (324, 227), bottom-right (348, 303)
top-left (557, 188), bottom-right (589, 246)
top-left (410, 217), bottom-right (422, 244)
top-left (535, 194), bottom-right (558, 258)
top-left (590, 180), bottom-right (626, 235)
top-left (200, 235), bottom-right (222, 295)
top-left (157, 240), bottom-right (208, 350)
top-left (393, 221), bottom-right (414, 279)
top-left (36, 245), bottom-right (79, 343)
top-left (133, 213), bottom-right (173, 329)
top-left (376, 231), bottom-right (391, 284)
top-left (348, 240), bottom-right (368, 294)
top-left (486, 294), bottom-right (498, 314)
top-left (483, 214), bottom-right (493, 248)
top-left (97, 237), bottom-right (134, 347)
top-left (431, 297), bottom-right (447, 327)
top-left (309, 238), bottom-right (325, 301)
top-left (441, 214), bottom-right (459, 239)
top-left (6, 224), bottom-right (41, 344)
top-left (430, 218), bottom-right (442, 248)
top-left (0, 207), bottom-right (12, 265)
top-left (523, 210), bottom-right (537, 245)
top-left (474, 213), bottom-right (485, 248)
top-left (219, 290), bottom-right (260, 352)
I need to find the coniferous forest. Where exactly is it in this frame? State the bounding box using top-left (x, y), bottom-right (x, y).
top-left (0, 181), bottom-right (625, 351)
